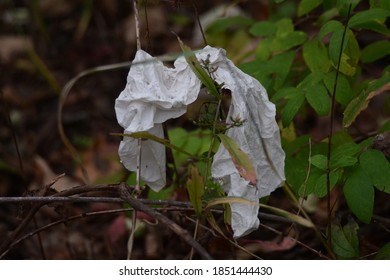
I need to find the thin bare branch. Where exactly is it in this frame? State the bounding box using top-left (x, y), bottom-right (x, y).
top-left (119, 183), bottom-right (213, 259)
top-left (260, 223), bottom-right (330, 260)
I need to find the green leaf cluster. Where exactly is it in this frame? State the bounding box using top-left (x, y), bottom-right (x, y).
top-left (155, 0), bottom-right (390, 258)
top-left (240, 1), bottom-right (390, 130)
top-left (232, 1), bottom-right (390, 258)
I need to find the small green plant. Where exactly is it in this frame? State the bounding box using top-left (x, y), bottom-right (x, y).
top-left (231, 0), bottom-right (389, 259)
top-left (54, 0), bottom-right (389, 259)
top-left (113, 0), bottom-right (390, 258)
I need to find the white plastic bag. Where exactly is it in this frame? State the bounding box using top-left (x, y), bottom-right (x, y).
top-left (115, 50), bottom-right (201, 191)
top-left (196, 47), bottom-right (286, 238)
top-left (115, 46), bottom-right (285, 237)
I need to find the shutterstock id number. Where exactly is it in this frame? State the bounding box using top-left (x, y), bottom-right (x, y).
top-left (212, 266), bottom-right (272, 276)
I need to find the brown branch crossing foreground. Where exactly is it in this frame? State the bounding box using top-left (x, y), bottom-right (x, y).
top-left (0, 182), bottom-right (213, 259)
top-left (119, 183), bottom-right (213, 259)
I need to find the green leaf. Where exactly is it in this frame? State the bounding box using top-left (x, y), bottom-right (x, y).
top-left (168, 128), bottom-right (211, 166)
top-left (358, 21), bottom-right (390, 35)
top-left (298, 72), bottom-right (325, 89)
top-left (240, 51), bottom-right (295, 91)
top-left (283, 135), bottom-right (310, 157)
top-left (315, 170), bottom-right (340, 198)
top-left (311, 154), bottom-right (328, 170)
top-left (331, 218), bottom-right (360, 259)
top-left (206, 197), bottom-right (314, 228)
top-left (186, 165), bottom-right (204, 217)
top-left (176, 36), bottom-right (220, 98)
top-left (260, 203), bottom-right (314, 228)
top-left (360, 149), bottom-right (390, 193)
top-left (113, 131), bottom-right (197, 159)
top-left (337, 0), bottom-right (360, 18)
top-left (331, 155), bottom-right (357, 168)
top-left (148, 185), bottom-right (174, 202)
top-left (329, 29), bottom-right (359, 76)
top-left (298, 0), bottom-right (323, 16)
top-left (303, 39), bottom-right (331, 73)
top-left (323, 71), bottom-right (353, 106)
top-left (329, 142), bottom-right (360, 168)
top-left (348, 7), bottom-right (390, 34)
top-left (319, 20), bottom-right (343, 39)
top-left (268, 51), bottom-right (296, 90)
top-left (380, 120), bottom-right (390, 132)
top-left (275, 18), bottom-right (294, 35)
top-left (305, 83), bottom-right (330, 115)
top-left (343, 72), bottom-right (390, 127)
top-left (344, 29), bottom-right (360, 65)
top-left (317, 8), bottom-right (339, 25)
top-left (361, 40), bottom-right (390, 63)
top-left (272, 87), bottom-right (301, 102)
top-left (375, 242), bottom-right (390, 260)
top-left (344, 167), bottom-right (374, 223)
top-left (298, 169), bottom-right (323, 197)
top-left (254, 37), bottom-right (273, 60)
top-left (204, 208), bottom-right (229, 239)
top-left (338, 53), bottom-right (357, 76)
top-left (331, 142), bottom-right (359, 161)
top-left (249, 21), bottom-right (276, 37)
top-left (207, 16), bottom-right (255, 34)
top-left (285, 157), bottom-right (308, 193)
top-left (348, 8), bottom-right (390, 28)
top-left (328, 28), bottom-right (348, 65)
top-left (270, 31), bottom-right (307, 52)
top-left (370, 0), bottom-right (390, 9)
top-left (281, 93), bottom-right (305, 127)
top-left (206, 196), bottom-right (257, 209)
top-left (217, 134), bottom-right (257, 185)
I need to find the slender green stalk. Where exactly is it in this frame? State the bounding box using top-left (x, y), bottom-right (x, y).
top-left (203, 98), bottom-right (223, 184)
top-left (326, 4), bottom-right (352, 251)
top-left (284, 183), bottom-right (336, 259)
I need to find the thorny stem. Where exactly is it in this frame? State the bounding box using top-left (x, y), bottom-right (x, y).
top-left (326, 4), bottom-right (352, 252)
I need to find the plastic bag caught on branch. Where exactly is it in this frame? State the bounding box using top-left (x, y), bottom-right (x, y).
top-left (198, 47), bottom-right (285, 238)
top-left (115, 46), bottom-right (285, 238)
top-left (115, 50), bottom-right (201, 191)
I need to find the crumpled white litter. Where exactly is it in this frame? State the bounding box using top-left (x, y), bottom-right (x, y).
top-left (115, 46), bottom-right (285, 238)
top-left (115, 49), bottom-right (201, 190)
top-left (200, 46), bottom-right (285, 238)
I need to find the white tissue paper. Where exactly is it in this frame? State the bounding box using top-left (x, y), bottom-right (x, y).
top-left (197, 47), bottom-right (286, 238)
top-left (115, 49), bottom-right (201, 191)
top-left (115, 46), bottom-right (285, 238)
